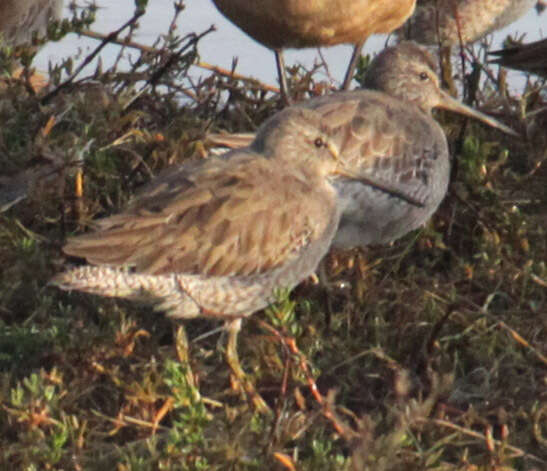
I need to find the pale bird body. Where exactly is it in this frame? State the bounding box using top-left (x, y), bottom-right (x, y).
top-left (0, 0), bottom-right (63, 46)
top-left (302, 90), bottom-right (450, 247)
top-left (211, 0), bottom-right (416, 97)
top-left (291, 42), bottom-right (515, 246)
top-left (401, 0), bottom-right (537, 46)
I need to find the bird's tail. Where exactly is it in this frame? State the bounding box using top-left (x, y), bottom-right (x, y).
top-left (50, 266), bottom-right (201, 318)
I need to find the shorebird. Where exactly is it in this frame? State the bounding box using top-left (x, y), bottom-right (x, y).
top-left (489, 37), bottom-right (547, 78)
top-left (211, 0), bottom-right (416, 101)
top-left (52, 106), bottom-right (413, 411)
top-left (209, 41), bottom-right (517, 248)
top-left (52, 42), bottom-right (516, 411)
top-left (400, 0), bottom-right (537, 46)
top-left (398, 1), bottom-right (542, 96)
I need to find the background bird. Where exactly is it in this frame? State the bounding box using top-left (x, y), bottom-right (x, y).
top-left (211, 0), bottom-right (416, 101)
top-left (209, 42), bottom-right (517, 249)
top-left (400, 0), bottom-right (537, 46)
top-left (397, 0), bottom-right (541, 93)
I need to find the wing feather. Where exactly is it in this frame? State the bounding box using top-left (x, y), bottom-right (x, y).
top-left (63, 150), bottom-right (337, 278)
top-left (301, 91), bottom-right (447, 206)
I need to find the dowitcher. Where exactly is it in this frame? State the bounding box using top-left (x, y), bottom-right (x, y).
top-left (211, 0), bottom-right (416, 101)
top-left (208, 41), bottom-right (517, 248)
top-left (489, 37), bottom-right (547, 78)
top-left (52, 106), bottom-right (408, 411)
top-left (52, 42), bottom-right (516, 410)
top-left (400, 0), bottom-right (537, 46)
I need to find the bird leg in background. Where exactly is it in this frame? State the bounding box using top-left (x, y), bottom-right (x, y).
top-left (274, 49), bottom-right (291, 105)
top-left (225, 318), bottom-right (271, 413)
top-left (342, 39), bottom-right (366, 90)
top-left (212, 1), bottom-right (417, 101)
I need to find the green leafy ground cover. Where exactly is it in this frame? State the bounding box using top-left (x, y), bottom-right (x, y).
top-left (0, 2), bottom-right (545, 469)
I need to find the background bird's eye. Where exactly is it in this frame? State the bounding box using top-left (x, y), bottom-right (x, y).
top-left (419, 72), bottom-right (429, 81)
top-left (314, 137), bottom-right (325, 148)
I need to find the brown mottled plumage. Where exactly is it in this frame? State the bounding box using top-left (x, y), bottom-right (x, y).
top-left (52, 107), bottom-right (355, 411)
top-left (54, 108), bottom-right (347, 318)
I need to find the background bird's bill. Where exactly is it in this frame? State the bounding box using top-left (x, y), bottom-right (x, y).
top-left (437, 89), bottom-right (519, 137)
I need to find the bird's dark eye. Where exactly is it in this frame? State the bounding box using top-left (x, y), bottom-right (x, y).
top-left (419, 72), bottom-right (429, 81)
top-left (314, 137), bottom-right (325, 148)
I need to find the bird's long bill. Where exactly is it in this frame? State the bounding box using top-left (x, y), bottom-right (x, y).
top-left (437, 89), bottom-right (519, 137)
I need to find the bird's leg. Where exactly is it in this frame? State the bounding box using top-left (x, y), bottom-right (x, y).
top-left (174, 325), bottom-right (201, 402)
top-left (274, 49), bottom-right (292, 105)
top-left (225, 318), bottom-right (271, 413)
top-left (341, 39), bottom-right (366, 90)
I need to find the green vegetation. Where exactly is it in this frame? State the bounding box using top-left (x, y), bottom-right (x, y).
top-left (0, 1), bottom-right (545, 469)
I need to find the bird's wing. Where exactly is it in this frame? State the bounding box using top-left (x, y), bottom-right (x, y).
top-left (63, 151), bottom-right (338, 277)
top-left (206, 132), bottom-right (255, 150)
top-left (302, 94), bottom-right (448, 206)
